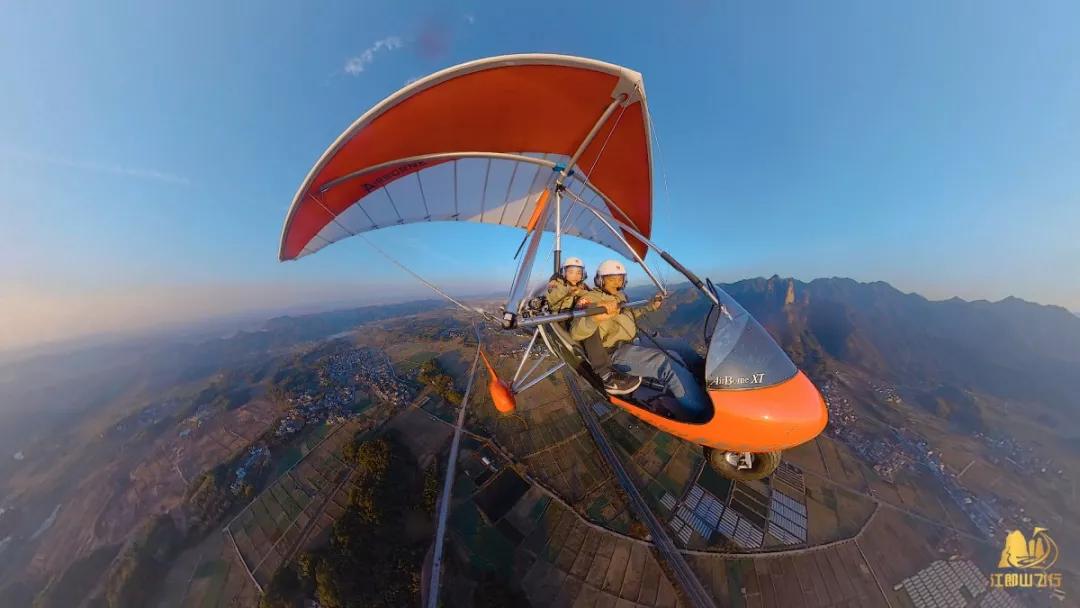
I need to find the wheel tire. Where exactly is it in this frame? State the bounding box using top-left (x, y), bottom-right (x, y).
top-left (704, 448), bottom-right (782, 481)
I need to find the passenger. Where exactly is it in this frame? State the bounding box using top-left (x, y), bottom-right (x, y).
top-left (570, 260), bottom-right (709, 421)
top-left (546, 257), bottom-right (641, 395)
top-left (545, 257), bottom-right (590, 313)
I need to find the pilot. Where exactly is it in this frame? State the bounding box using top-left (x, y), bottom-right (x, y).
top-left (570, 260), bottom-right (709, 421)
top-left (547, 257), bottom-right (641, 395)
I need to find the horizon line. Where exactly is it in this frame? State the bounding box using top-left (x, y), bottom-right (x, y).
top-left (2, 275), bottom-right (1073, 366)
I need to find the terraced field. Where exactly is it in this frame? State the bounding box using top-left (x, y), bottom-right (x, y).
top-left (225, 421), bottom-right (359, 588)
top-left (517, 495), bottom-right (680, 606)
top-left (448, 472), bottom-right (680, 607)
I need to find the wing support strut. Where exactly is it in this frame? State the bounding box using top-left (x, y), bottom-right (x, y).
top-left (561, 189), bottom-right (719, 307)
top-left (502, 94), bottom-right (629, 329)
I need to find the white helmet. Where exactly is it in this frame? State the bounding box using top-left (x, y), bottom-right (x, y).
top-left (594, 259), bottom-right (627, 288)
top-left (560, 256), bottom-right (586, 281)
top-left (561, 256), bottom-right (584, 271)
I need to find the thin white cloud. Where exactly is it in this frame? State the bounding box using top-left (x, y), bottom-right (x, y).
top-left (344, 36), bottom-right (404, 76)
top-left (464, 14), bottom-right (476, 24)
top-left (0, 148), bottom-right (190, 185)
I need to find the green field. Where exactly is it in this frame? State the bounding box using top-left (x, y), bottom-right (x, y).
top-left (301, 424), bottom-right (332, 453)
top-left (449, 501), bottom-right (517, 576)
top-left (268, 423), bottom-right (333, 479)
top-left (586, 496), bottom-right (611, 521)
top-left (269, 446), bottom-right (303, 478)
top-left (194, 558), bottom-right (227, 579)
top-left (529, 495), bottom-right (551, 522)
top-left (225, 423), bottom-right (362, 589)
top-left (271, 484), bottom-right (303, 518)
top-left (602, 416), bottom-right (644, 455)
top-left (409, 351), bottom-right (438, 363)
top-left (422, 397), bottom-right (456, 423)
top-left (351, 393), bottom-right (373, 413)
top-left (726, 561), bottom-right (747, 608)
top-left (453, 470), bottom-right (478, 498)
top-left (251, 501), bottom-right (276, 537)
top-left (395, 350), bottom-right (440, 374)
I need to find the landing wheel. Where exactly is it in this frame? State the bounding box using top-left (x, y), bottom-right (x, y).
top-left (704, 448), bottom-right (781, 481)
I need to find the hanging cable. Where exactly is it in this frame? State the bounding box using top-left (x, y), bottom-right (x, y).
top-left (647, 95), bottom-right (675, 289)
top-left (310, 195), bottom-right (501, 325)
top-left (580, 99), bottom-right (630, 183)
top-left (575, 89), bottom-right (664, 290)
top-left (357, 234), bottom-right (493, 319)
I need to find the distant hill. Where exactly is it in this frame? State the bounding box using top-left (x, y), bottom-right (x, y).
top-left (0, 299), bottom-right (450, 450)
top-left (647, 276), bottom-right (1080, 434)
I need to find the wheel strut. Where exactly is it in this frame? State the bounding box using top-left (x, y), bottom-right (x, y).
top-left (723, 451), bottom-right (754, 470)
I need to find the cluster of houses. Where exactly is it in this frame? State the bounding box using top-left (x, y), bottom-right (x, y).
top-left (274, 347), bottom-right (414, 441)
top-left (326, 347), bottom-right (413, 406)
top-left (230, 444), bottom-right (269, 495)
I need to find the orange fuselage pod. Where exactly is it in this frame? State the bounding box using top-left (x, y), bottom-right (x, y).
top-left (609, 371), bottom-right (827, 453)
top-left (478, 350), bottom-right (516, 414)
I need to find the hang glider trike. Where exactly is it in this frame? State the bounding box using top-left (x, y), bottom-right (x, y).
top-left (279, 54), bottom-right (827, 481)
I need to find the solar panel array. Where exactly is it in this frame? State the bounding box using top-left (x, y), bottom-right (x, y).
top-left (667, 483), bottom-right (767, 549)
top-left (668, 515), bottom-right (695, 545)
top-left (678, 523), bottom-right (692, 544)
top-left (950, 560), bottom-right (988, 594)
top-left (717, 506), bottom-right (739, 538)
top-left (767, 489), bottom-right (808, 545)
top-left (900, 560), bottom-right (992, 608)
top-left (659, 492), bottom-right (676, 511)
top-left (665, 463), bottom-right (811, 551)
top-left (771, 462), bottom-right (805, 493)
top-left (687, 486), bottom-right (724, 530)
top-left (731, 515), bottom-right (765, 549)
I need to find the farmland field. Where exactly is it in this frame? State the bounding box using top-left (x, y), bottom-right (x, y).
top-left (225, 421), bottom-right (359, 588)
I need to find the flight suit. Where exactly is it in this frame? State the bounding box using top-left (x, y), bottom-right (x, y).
top-left (546, 275), bottom-right (635, 384)
top-left (545, 276), bottom-right (591, 312)
top-left (571, 290), bottom-right (708, 421)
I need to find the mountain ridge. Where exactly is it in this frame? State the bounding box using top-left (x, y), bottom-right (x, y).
top-left (698, 276), bottom-right (1080, 433)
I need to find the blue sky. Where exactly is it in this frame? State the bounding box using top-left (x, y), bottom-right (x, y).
top-left (2, 1), bottom-right (1079, 350)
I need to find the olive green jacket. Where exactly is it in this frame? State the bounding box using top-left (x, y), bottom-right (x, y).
top-left (546, 277), bottom-right (591, 312)
top-left (570, 290), bottom-right (655, 348)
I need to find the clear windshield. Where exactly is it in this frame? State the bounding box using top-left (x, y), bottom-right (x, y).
top-left (705, 284), bottom-right (797, 390)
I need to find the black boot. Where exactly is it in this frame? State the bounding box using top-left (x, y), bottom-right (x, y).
top-left (601, 370), bottom-right (642, 395)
